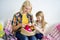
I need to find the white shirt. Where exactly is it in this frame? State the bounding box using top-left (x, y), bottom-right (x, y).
top-left (34, 22), bottom-right (50, 36)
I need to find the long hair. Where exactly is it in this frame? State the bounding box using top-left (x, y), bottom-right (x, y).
top-left (36, 11), bottom-right (47, 28)
top-left (20, 0), bottom-right (32, 14)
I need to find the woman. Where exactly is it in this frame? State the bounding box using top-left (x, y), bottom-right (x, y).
top-left (12, 0), bottom-right (37, 40)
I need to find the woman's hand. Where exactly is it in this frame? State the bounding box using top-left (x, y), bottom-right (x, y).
top-left (18, 23), bottom-right (22, 27)
top-left (22, 24), bottom-right (26, 28)
top-left (12, 23), bottom-right (22, 31)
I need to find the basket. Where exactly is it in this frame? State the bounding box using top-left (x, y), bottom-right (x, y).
top-left (21, 28), bottom-right (36, 36)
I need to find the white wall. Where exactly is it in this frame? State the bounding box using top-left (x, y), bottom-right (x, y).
top-left (0, 0), bottom-right (60, 25)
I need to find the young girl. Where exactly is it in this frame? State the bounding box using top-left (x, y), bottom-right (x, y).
top-left (12, 0), bottom-right (37, 40)
top-left (34, 11), bottom-right (48, 40)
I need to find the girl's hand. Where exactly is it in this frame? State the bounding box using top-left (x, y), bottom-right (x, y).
top-left (33, 23), bottom-right (36, 26)
top-left (28, 23), bottom-right (31, 26)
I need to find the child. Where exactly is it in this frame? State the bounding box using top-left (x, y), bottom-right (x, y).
top-left (34, 11), bottom-right (48, 40)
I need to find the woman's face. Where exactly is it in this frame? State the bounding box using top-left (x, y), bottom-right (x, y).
top-left (23, 6), bottom-right (31, 13)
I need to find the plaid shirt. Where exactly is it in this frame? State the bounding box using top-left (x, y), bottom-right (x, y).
top-left (12, 12), bottom-right (33, 26)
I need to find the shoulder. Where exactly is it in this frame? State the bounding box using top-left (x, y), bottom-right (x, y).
top-left (15, 12), bottom-right (21, 16)
top-left (27, 14), bottom-right (33, 19)
top-left (13, 12), bottom-right (22, 18)
top-left (45, 24), bottom-right (49, 27)
top-left (45, 23), bottom-right (49, 28)
top-left (27, 13), bottom-right (33, 16)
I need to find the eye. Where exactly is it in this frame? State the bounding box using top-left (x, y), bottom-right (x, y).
top-left (26, 8), bottom-right (28, 9)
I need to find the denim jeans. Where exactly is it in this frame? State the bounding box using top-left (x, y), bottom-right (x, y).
top-left (15, 31), bottom-right (37, 40)
top-left (35, 33), bottom-right (43, 39)
top-left (28, 36), bottom-right (37, 40)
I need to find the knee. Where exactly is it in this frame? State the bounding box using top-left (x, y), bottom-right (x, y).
top-left (29, 36), bottom-right (37, 40)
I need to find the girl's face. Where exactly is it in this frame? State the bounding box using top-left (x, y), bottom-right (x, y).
top-left (36, 16), bottom-right (42, 21)
top-left (23, 6), bottom-right (31, 13)
top-left (36, 13), bottom-right (43, 21)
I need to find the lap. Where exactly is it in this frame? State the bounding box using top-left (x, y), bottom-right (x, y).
top-left (15, 31), bottom-right (37, 40)
top-left (15, 31), bottom-right (28, 40)
top-left (35, 33), bottom-right (43, 39)
top-left (28, 36), bottom-right (37, 40)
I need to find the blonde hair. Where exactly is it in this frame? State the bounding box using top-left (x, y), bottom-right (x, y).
top-left (36, 11), bottom-right (47, 28)
top-left (20, 0), bottom-right (32, 13)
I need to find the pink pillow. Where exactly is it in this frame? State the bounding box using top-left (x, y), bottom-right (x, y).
top-left (42, 36), bottom-right (50, 40)
top-left (56, 24), bottom-right (60, 31)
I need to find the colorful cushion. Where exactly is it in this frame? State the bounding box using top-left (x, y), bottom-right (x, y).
top-left (0, 31), bottom-right (5, 38)
top-left (0, 23), bottom-right (3, 31)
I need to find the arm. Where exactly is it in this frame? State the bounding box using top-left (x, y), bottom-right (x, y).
top-left (12, 23), bottom-right (22, 31)
top-left (34, 26), bottom-right (44, 34)
top-left (12, 13), bottom-right (22, 31)
top-left (44, 24), bottom-right (50, 36)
